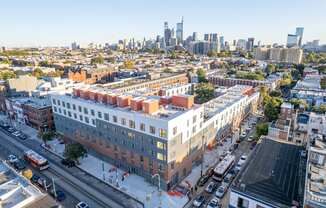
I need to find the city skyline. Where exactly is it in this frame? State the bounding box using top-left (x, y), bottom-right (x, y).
top-left (0, 0), bottom-right (325, 47)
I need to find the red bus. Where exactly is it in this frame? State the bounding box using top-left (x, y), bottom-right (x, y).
top-left (24, 150), bottom-right (49, 170)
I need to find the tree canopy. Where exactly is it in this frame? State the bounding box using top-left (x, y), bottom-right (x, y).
top-left (195, 83), bottom-right (215, 104)
top-left (235, 71), bottom-right (265, 80)
top-left (0, 71), bottom-right (16, 80)
top-left (64, 143), bottom-right (87, 164)
top-left (255, 123), bottom-right (269, 138)
top-left (91, 56), bottom-right (104, 65)
top-left (196, 68), bottom-right (207, 83)
top-left (123, 60), bottom-right (135, 69)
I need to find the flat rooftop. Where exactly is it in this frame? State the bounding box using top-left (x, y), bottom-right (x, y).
top-left (232, 138), bottom-right (304, 207)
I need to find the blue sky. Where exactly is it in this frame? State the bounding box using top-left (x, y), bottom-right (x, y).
top-left (0, 0), bottom-right (325, 47)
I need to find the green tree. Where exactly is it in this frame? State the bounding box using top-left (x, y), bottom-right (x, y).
top-left (290, 98), bottom-right (308, 110)
top-left (256, 123), bottom-right (269, 138)
top-left (195, 83), bottom-right (215, 104)
top-left (41, 131), bottom-right (55, 144)
top-left (321, 77), bottom-right (326, 89)
top-left (32, 68), bottom-right (44, 79)
top-left (196, 68), bottom-right (207, 83)
top-left (266, 64), bottom-right (276, 75)
top-left (207, 50), bottom-right (217, 57)
top-left (123, 60), bottom-right (135, 69)
top-left (64, 143), bottom-right (87, 164)
top-left (280, 72), bottom-right (292, 86)
top-left (264, 97), bottom-right (283, 121)
top-left (269, 90), bottom-right (282, 97)
top-left (91, 56), bottom-right (104, 65)
top-left (0, 71), bottom-right (16, 80)
top-left (317, 65), bottom-right (326, 74)
top-left (312, 104), bottom-right (326, 113)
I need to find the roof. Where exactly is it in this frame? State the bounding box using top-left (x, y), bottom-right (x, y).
top-left (232, 138), bottom-right (304, 207)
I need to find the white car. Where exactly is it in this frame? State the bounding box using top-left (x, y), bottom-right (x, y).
top-left (206, 197), bottom-right (220, 208)
top-left (215, 185), bottom-right (227, 198)
top-left (8, 155), bottom-right (18, 163)
top-left (238, 155), bottom-right (247, 166)
top-left (247, 136), bottom-right (254, 142)
top-left (76, 202), bottom-right (89, 208)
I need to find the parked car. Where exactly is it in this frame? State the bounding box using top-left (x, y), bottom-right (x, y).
top-left (197, 174), bottom-right (210, 187)
top-left (205, 167), bottom-right (214, 177)
top-left (13, 160), bottom-right (26, 171)
top-left (18, 134), bottom-right (28, 140)
top-left (61, 158), bottom-right (75, 167)
top-left (50, 189), bottom-right (66, 201)
top-left (238, 155), bottom-right (247, 166)
top-left (215, 185), bottom-right (227, 198)
top-left (8, 154), bottom-right (18, 164)
top-left (12, 131), bottom-right (21, 137)
top-left (193, 195), bottom-right (205, 207)
top-left (206, 197), bottom-right (220, 208)
top-left (205, 181), bottom-right (217, 193)
top-left (247, 136), bottom-right (254, 142)
top-left (76, 201), bottom-right (89, 208)
top-left (240, 132), bottom-right (247, 139)
top-left (7, 127), bottom-right (15, 133)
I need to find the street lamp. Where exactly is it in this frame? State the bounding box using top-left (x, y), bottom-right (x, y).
top-left (152, 174), bottom-right (162, 208)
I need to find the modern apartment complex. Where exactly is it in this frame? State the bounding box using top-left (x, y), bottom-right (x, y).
top-left (51, 81), bottom-right (259, 190)
top-left (253, 47), bottom-right (303, 64)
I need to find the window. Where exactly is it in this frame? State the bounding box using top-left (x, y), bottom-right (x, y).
top-left (63, 109), bottom-right (66, 115)
top-left (237, 197), bottom-right (249, 208)
top-left (53, 106), bottom-right (57, 112)
top-left (157, 153), bottom-right (165, 161)
top-left (72, 104), bottom-right (76, 110)
top-left (104, 113), bottom-right (109, 121)
top-left (121, 118), bottom-right (126, 125)
top-left (83, 107), bottom-right (88, 114)
top-left (58, 108), bottom-right (62, 113)
top-left (193, 115), bottom-right (197, 123)
top-left (68, 111), bottom-right (72, 117)
top-left (192, 126), bottom-right (196, 134)
top-left (58, 100), bottom-right (61, 106)
top-left (129, 120), bottom-right (135, 128)
top-left (157, 141), bottom-right (164, 149)
top-left (85, 117), bottom-right (89, 123)
top-left (62, 101), bottom-right (65, 107)
top-left (91, 109), bottom-right (95, 116)
top-left (159, 129), bottom-right (167, 138)
top-left (140, 123), bottom-right (146, 131)
top-left (98, 112), bottom-right (102, 118)
top-left (173, 127), bottom-right (177, 135)
top-left (113, 116), bottom-right (117, 123)
top-left (128, 132), bottom-right (135, 139)
top-left (73, 113), bottom-right (77, 119)
top-left (92, 119), bottom-right (95, 125)
top-left (52, 99), bottom-right (56, 105)
top-left (67, 103), bottom-right (71, 109)
top-left (78, 106), bottom-right (82, 112)
top-left (79, 115), bottom-right (83, 121)
top-left (150, 126), bottom-right (156, 134)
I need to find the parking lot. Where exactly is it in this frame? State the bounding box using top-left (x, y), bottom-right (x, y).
top-left (185, 114), bottom-right (259, 208)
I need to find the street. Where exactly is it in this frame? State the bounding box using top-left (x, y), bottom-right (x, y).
top-left (184, 114), bottom-right (258, 208)
top-left (0, 126), bottom-right (143, 208)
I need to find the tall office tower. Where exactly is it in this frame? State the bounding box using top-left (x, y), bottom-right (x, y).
top-left (237, 39), bottom-right (247, 51)
top-left (71, 42), bottom-right (79, 50)
top-left (164, 22), bottom-right (172, 47)
top-left (176, 17), bottom-right (184, 45)
top-left (312, 40), bottom-right (320, 47)
top-left (246, 38), bottom-right (255, 52)
top-left (192, 32), bottom-right (198, 41)
top-left (296, 27), bottom-right (304, 47)
top-left (204, 34), bottom-right (210, 41)
top-left (211, 33), bottom-right (218, 42)
top-left (287, 34), bottom-right (299, 48)
top-left (219, 36), bottom-right (225, 50)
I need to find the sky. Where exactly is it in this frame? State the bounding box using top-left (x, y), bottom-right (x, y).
top-left (0, 0), bottom-right (325, 47)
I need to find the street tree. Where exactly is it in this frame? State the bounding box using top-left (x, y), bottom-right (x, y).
top-left (64, 143), bottom-right (87, 164)
top-left (195, 83), bottom-right (215, 104)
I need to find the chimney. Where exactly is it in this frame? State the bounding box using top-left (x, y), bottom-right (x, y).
top-left (171, 95), bottom-right (194, 109)
top-left (130, 97), bottom-right (144, 111)
top-left (142, 99), bottom-right (159, 114)
top-left (117, 95), bottom-right (131, 107)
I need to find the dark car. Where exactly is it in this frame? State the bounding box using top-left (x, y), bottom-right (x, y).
top-left (31, 174), bottom-right (40, 184)
top-left (197, 174), bottom-right (210, 187)
top-left (13, 160), bottom-right (26, 171)
top-left (61, 158), bottom-right (75, 167)
top-left (18, 134), bottom-right (28, 140)
top-left (205, 167), bottom-right (214, 177)
top-left (50, 190), bottom-right (66, 201)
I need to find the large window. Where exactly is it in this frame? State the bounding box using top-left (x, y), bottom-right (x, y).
top-left (85, 117), bottom-right (89, 123)
top-left (113, 116), bottom-right (117, 123)
top-left (52, 99), bottom-right (56, 105)
top-left (173, 127), bottom-right (177, 135)
top-left (84, 107), bottom-right (88, 114)
top-left (91, 109), bottom-right (95, 116)
top-left (157, 141), bottom-right (165, 149)
top-left (72, 104), bottom-right (76, 110)
top-left (237, 197), bottom-right (249, 208)
top-left (104, 113), bottom-right (109, 121)
top-left (157, 153), bottom-right (165, 161)
top-left (98, 111), bottom-right (102, 119)
top-left (159, 129), bottom-right (167, 138)
top-left (78, 106), bottom-right (82, 112)
top-left (121, 118), bottom-right (126, 125)
top-left (150, 126), bottom-right (156, 134)
top-left (140, 123), bottom-right (146, 131)
top-left (129, 120), bottom-right (135, 128)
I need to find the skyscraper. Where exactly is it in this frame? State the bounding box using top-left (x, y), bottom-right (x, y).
top-left (176, 17), bottom-right (184, 45)
top-left (295, 27), bottom-right (304, 47)
top-left (287, 34), bottom-right (299, 48)
top-left (219, 36), bottom-right (225, 50)
top-left (246, 38), bottom-right (255, 52)
top-left (192, 32), bottom-right (198, 41)
top-left (164, 22), bottom-right (172, 47)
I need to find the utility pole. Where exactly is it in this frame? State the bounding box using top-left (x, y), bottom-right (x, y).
top-left (52, 178), bottom-right (57, 199)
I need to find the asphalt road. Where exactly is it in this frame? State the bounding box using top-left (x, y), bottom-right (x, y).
top-left (185, 115), bottom-right (258, 208)
top-left (0, 127), bottom-right (143, 208)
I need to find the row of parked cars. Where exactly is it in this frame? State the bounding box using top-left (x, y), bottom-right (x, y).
top-left (0, 122), bottom-right (28, 140)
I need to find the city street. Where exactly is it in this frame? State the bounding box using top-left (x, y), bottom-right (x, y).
top-left (184, 114), bottom-right (257, 208)
top-left (0, 126), bottom-right (143, 208)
